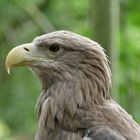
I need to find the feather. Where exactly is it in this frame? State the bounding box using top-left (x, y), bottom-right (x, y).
top-left (33, 31), bottom-right (140, 139)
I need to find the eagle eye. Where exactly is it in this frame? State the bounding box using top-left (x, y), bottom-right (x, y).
top-left (49, 44), bottom-right (60, 52)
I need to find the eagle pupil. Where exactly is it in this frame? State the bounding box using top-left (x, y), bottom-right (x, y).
top-left (49, 44), bottom-right (60, 52)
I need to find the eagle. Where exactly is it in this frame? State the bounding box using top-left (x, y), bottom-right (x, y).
top-left (5, 31), bottom-right (140, 140)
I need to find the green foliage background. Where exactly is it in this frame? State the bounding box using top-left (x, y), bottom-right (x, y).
top-left (0, 0), bottom-right (140, 139)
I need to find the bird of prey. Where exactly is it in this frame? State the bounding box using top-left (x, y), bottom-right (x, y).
top-left (5, 31), bottom-right (140, 140)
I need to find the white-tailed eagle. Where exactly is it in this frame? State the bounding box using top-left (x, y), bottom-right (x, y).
top-left (5, 31), bottom-right (140, 140)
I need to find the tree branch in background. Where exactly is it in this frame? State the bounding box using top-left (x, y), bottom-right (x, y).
top-left (90, 0), bottom-right (120, 102)
top-left (12, 0), bottom-right (55, 33)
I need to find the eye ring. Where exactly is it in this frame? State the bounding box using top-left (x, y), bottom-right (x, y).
top-left (49, 44), bottom-right (60, 52)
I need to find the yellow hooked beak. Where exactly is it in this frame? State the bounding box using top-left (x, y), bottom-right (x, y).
top-left (5, 43), bottom-right (34, 74)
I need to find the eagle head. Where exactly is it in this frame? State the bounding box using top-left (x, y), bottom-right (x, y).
top-left (5, 31), bottom-right (111, 130)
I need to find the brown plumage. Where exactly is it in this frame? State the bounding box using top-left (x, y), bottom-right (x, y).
top-left (5, 31), bottom-right (140, 140)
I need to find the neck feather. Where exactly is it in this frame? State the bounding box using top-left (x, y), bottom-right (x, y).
top-left (36, 63), bottom-right (111, 130)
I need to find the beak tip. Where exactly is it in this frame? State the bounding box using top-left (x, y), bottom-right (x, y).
top-left (6, 66), bottom-right (10, 74)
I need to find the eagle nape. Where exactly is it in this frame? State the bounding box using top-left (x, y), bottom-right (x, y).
top-left (5, 31), bottom-right (140, 140)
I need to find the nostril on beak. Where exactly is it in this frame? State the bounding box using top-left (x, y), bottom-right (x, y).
top-left (24, 47), bottom-right (29, 52)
